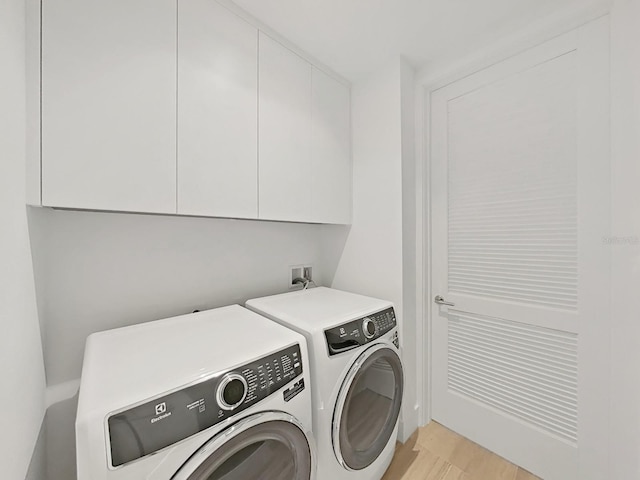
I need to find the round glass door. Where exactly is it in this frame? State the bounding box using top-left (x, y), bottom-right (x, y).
top-left (333, 344), bottom-right (403, 471)
top-left (173, 413), bottom-right (312, 480)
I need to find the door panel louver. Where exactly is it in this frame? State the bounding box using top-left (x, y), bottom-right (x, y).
top-left (447, 311), bottom-right (578, 443)
top-left (447, 52), bottom-right (578, 310)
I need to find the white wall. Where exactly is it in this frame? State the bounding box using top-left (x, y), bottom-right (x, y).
top-left (328, 58), bottom-right (419, 442)
top-left (0, 0), bottom-right (47, 478)
top-left (331, 60), bottom-right (403, 307)
top-left (609, 1), bottom-right (640, 478)
top-left (30, 207), bottom-right (344, 479)
top-left (400, 61), bottom-right (420, 441)
top-left (31, 209), bottom-right (335, 386)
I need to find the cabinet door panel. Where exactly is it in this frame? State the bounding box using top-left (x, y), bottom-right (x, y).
top-left (41, 0), bottom-right (177, 213)
top-left (178, 0), bottom-right (258, 218)
top-left (258, 33), bottom-right (312, 222)
top-left (311, 68), bottom-right (351, 224)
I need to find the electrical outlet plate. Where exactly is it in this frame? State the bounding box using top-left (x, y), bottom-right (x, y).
top-left (289, 264), bottom-right (313, 289)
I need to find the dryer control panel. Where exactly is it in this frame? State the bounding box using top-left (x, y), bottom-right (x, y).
top-left (107, 343), bottom-right (303, 468)
top-left (325, 307), bottom-right (397, 356)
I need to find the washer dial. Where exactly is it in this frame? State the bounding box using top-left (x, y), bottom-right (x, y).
top-left (362, 317), bottom-right (377, 339)
top-left (216, 373), bottom-right (248, 410)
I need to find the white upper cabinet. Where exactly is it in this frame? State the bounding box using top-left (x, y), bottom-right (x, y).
top-left (258, 33), bottom-right (313, 222)
top-left (37, 1), bottom-right (350, 223)
top-left (41, 0), bottom-right (177, 213)
top-left (177, 0), bottom-right (258, 218)
top-left (311, 68), bottom-right (351, 224)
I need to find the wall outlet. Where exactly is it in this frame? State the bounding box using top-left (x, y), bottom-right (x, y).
top-left (290, 264), bottom-right (313, 289)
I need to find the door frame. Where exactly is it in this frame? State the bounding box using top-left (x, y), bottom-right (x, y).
top-left (415, 1), bottom-right (612, 477)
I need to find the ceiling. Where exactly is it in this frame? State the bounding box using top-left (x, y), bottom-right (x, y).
top-left (231, 0), bottom-right (588, 81)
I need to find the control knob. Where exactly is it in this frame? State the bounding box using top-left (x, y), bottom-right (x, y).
top-left (362, 317), bottom-right (378, 339)
top-left (216, 373), bottom-right (248, 410)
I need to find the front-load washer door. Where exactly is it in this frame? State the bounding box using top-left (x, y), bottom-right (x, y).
top-left (333, 343), bottom-right (404, 471)
top-left (172, 412), bottom-right (313, 480)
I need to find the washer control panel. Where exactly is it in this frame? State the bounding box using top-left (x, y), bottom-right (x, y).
top-left (324, 307), bottom-right (396, 356)
top-left (107, 343), bottom-right (303, 468)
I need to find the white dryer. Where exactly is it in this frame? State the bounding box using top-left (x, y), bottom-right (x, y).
top-left (246, 287), bottom-right (403, 480)
top-left (76, 305), bottom-right (315, 480)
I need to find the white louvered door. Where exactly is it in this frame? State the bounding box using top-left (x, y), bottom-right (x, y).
top-left (430, 18), bottom-right (610, 480)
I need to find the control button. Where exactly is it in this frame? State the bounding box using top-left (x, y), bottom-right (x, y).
top-left (362, 317), bottom-right (377, 339)
top-left (216, 373), bottom-right (248, 411)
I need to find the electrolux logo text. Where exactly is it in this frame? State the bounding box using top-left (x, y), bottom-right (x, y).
top-left (151, 402), bottom-right (172, 424)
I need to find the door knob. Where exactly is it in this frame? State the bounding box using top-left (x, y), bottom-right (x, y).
top-left (434, 295), bottom-right (455, 307)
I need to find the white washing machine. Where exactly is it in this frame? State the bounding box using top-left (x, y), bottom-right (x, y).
top-left (76, 305), bottom-right (315, 480)
top-left (246, 287), bottom-right (403, 480)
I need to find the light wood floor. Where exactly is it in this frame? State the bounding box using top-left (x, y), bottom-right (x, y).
top-left (382, 422), bottom-right (541, 480)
